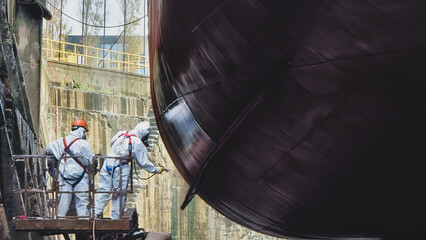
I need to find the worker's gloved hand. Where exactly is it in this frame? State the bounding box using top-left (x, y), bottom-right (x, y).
top-left (46, 154), bottom-right (58, 177)
top-left (155, 166), bottom-right (165, 174)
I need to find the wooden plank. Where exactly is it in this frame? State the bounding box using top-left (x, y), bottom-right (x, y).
top-left (13, 218), bottom-right (134, 232)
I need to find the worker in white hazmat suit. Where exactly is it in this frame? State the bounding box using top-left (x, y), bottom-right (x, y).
top-left (94, 121), bottom-right (165, 219)
top-left (45, 119), bottom-right (94, 217)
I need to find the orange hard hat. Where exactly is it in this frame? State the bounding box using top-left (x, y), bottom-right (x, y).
top-left (72, 119), bottom-right (88, 131)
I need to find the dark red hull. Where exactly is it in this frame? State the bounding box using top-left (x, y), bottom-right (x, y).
top-left (149, 1), bottom-right (426, 238)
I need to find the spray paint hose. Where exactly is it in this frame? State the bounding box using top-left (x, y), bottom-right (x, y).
top-left (133, 159), bottom-right (168, 180)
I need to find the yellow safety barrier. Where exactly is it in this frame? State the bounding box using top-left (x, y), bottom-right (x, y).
top-left (42, 38), bottom-right (149, 75)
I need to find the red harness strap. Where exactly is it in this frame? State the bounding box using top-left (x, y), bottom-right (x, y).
top-left (62, 137), bottom-right (87, 173)
top-left (117, 131), bottom-right (137, 157)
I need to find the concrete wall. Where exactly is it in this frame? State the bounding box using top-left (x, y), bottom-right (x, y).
top-left (41, 61), bottom-right (284, 240)
top-left (14, 1), bottom-right (45, 136)
top-left (45, 60), bottom-right (150, 98)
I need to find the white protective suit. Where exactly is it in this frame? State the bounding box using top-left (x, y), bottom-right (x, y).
top-left (45, 127), bottom-right (94, 217)
top-left (95, 121), bottom-right (160, 219)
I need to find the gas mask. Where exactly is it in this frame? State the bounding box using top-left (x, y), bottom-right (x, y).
top-left (72, 126), bottom-right (88, 140)
top-left (141, 134), bottom-right (150, 147)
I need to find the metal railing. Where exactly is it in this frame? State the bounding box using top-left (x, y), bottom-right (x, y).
top-left (42, 38), bottom-right (149, 75)
top-left (12, 155), bottom-right (136, 220)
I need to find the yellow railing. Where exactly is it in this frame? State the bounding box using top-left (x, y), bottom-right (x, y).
top-left (42, 38), bottom-right (149, 75)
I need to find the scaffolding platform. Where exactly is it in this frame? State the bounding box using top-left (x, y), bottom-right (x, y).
top-left (10, 155), bottom-right (172, 239)
top-left (13, 208), bottom-right (137, 235)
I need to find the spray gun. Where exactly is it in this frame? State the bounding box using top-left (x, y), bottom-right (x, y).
top-left (158, 164), bottom-right (169, 173)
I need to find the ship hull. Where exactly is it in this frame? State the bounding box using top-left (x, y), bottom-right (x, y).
top-left (149, 1), bottom-right (426, 238)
